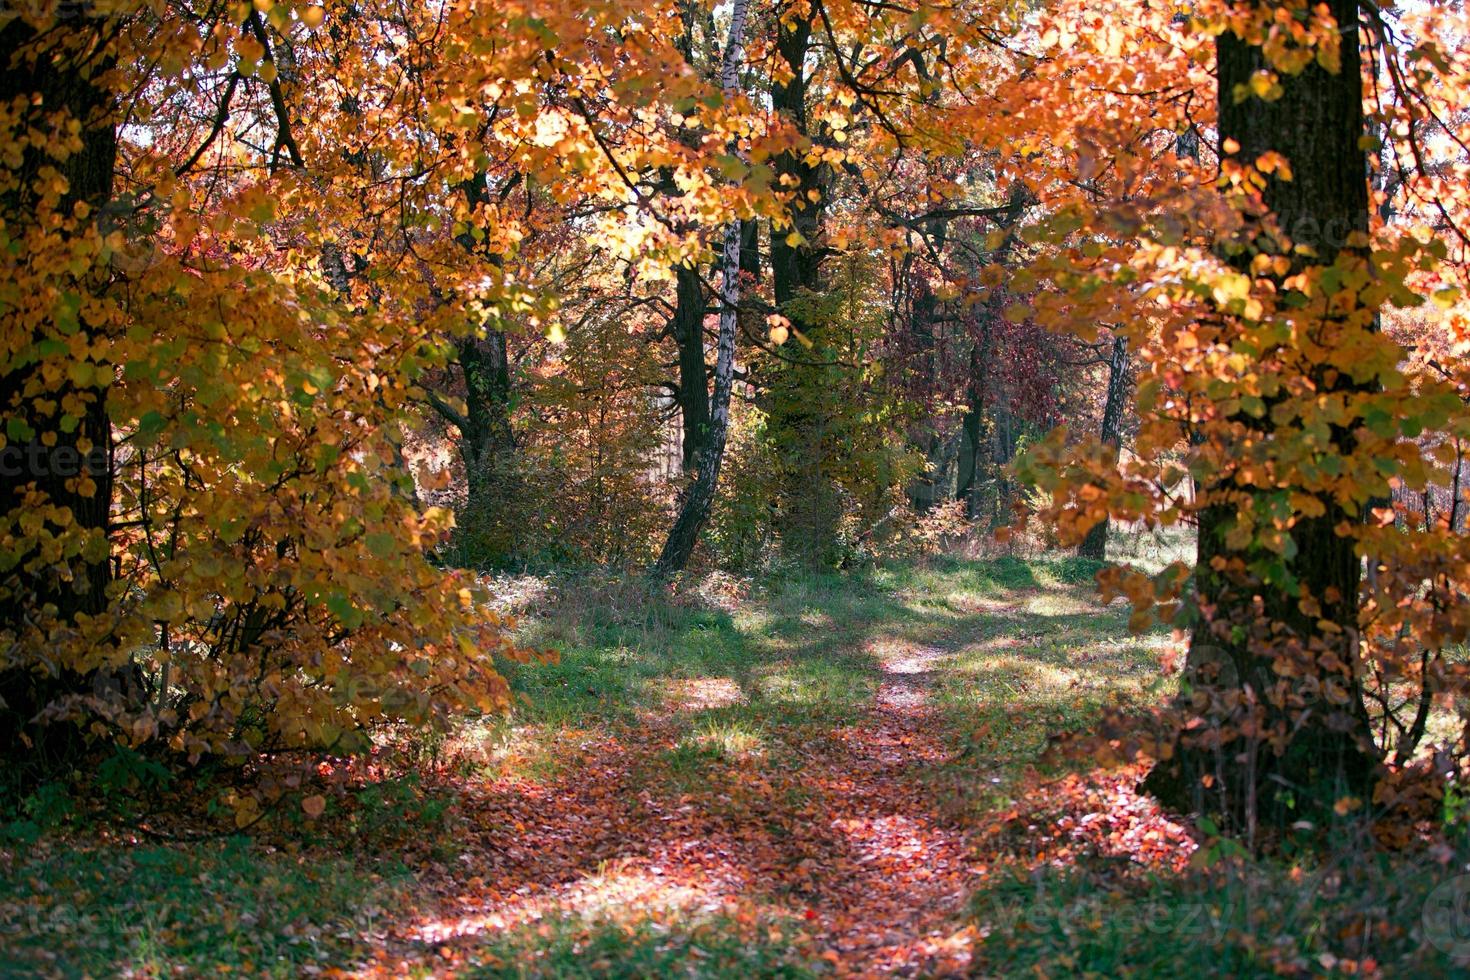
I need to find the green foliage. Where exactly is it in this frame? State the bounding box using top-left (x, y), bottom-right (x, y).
top-left (706, 408), bottom-right (783, 571)
top-left (96, 745), bottom-right (175, 806)
top-left (756, 259), bottom-right (924, 569)
top-left (1, 781), bottom-right (77, 846)
top-left (345, 772), bottom-right (455, 847)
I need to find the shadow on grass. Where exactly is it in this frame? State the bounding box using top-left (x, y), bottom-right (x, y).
top-left (0, 555), bottom-right (1227, 977)
top-left (0, 834), bottom-right (410, 977)
top-left (968, 836), bottom-right (1470, 976)
top-left (463, 909), bottom-right (821, 978)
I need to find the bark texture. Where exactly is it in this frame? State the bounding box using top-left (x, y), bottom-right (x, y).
top-left (651, 0), bottom-right (752, 577)
top-left (1078, 336), bottom-right (1131, 561)
top-left (1145, 0), bottom-right (1380, 831)
top-left (0, 19), bottom-right (120, 760)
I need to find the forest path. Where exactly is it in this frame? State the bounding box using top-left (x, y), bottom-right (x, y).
top-left (370, 609), bottom-right (988, 976)
top-left (352, 565), bottom-right (1183, 978)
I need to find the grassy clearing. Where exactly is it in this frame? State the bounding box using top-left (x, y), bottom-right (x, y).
top-left (4, 553), bottom-right (1468, 976)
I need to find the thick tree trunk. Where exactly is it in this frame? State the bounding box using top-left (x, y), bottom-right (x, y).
top-left (1078, 335), bottom-right (1130, 561)
top-left (1145, 0), bottom-right (1380, 833)
top-left (456, 331), bottom-right (514, 503)
top-left (740, 219), bottom-right (761, 282)
top-left (0, 19), bottom-right (119, 757)
top-left (651, 0), bottom-right (752, 577)
top-left (764, 14), bottom-right (845, 566)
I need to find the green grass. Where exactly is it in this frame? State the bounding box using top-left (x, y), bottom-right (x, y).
top-left (7, 553), bottom-right (1468, 977)
top-left (972, 852), bottom-right (1470, 977)
top-left (467, 911), bottom-right (820, 978)
top-left (0, 835), bottom-right (410, 977)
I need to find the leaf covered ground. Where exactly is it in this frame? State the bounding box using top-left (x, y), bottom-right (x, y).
top-left (3, 557), bottom-right (1467, 977)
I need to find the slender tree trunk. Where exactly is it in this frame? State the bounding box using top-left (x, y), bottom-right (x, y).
top-left (957, 186), bottom-right (1027, 515)
top-left (651, 0), bottom-right (753, 577)
top-left (671, 262), bottom-right (711, 473)
top-left (904, 281), bottom-right (946, 513)
top-left (956, 336), bottom-right (989, 514)
top-left (1145, 0), bottom-right (1380, 830)
top-left (1078, 335), bottom-right (1130, 560)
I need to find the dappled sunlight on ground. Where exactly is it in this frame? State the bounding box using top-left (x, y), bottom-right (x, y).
top-left (360, 565), bottom-right (1193, 976)
top-left (977, 762), bottom-right (1197, 877)
top-left (412, 859), bottom-right (731, 945)
top-left (1, 560), bottom-right (1213, 978)
top-left (658, 677), bottom-right (746, 713)
top-left (1020, 591), bottom-right (1097, 616)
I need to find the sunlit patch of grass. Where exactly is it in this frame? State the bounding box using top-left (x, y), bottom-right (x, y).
top-left (447, 719), bottom-right (589, 785)
top-left (658, 677), bottom-right (746, 713)
top-left (923, 580), bottom-right (1172, 818)
top-left (681, 717), bottom-right (768, 763)
top-left (650, 716), bottom-right (773, 797)
top-left (1019, 591), bottom-right (1097, 616)
top-left (754, 661), bottom-right (875, 725)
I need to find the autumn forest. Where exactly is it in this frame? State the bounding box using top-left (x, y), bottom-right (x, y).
top-left (5, 0), bottom-right (1470, 975)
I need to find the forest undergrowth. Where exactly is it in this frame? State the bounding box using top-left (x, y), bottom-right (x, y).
top-left (3, 554), bottom-right (1467, 977)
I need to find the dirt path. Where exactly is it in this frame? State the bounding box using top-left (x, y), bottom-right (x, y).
top-left (801, 647), bottom-right (978, 975)
top-left (368, 639), bottom-right (986, 977)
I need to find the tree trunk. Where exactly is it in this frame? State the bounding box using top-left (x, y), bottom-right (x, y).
top-left (425, 174), bottom-right (519, 524)
top-left (957, 186), bottom-right (1027, 516)
top-left (740, 219), bottom-right (761, 282)
top-left (1145, 0), bottom-right (1380, 833)
top-left (456, 331), bottom-right (514, 503)
top-left (904, 280), bottom-right (951, 514)
top-left (764, 13), bottom-right (846, 566)
top-left (0, 18), bottom-right (119, 758)
top-left (650, 0), bottom-right (753, 577)
top-left (1078, 335), bottom-right (1130, 561)
top-left (671, 262), bottom-right (711, 473)
top-left (956, 336), bottom-right (989, 515)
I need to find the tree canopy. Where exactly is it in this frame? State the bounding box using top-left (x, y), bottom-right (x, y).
top-left (5, 0), bottom-right (1470, 849)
